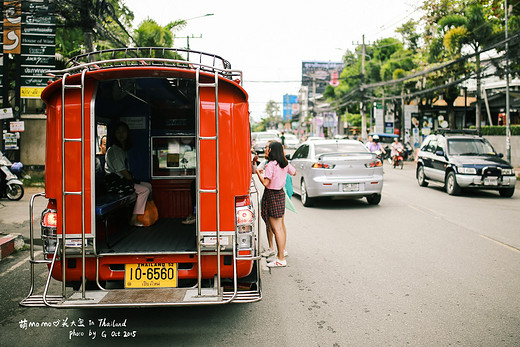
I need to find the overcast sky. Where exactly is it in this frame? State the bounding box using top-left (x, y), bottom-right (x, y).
top-left (123, 0), bottom-right (423, 120)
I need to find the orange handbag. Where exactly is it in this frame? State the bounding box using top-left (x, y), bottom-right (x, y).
top-left (137, 200), bottom-right (159, 227)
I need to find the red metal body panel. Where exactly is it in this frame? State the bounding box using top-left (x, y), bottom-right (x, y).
top-left (43, 76), bottom-right (95, 238)
top-left (41, 66), bottom-right (253, 283)
top-left (49, 252), bottom-right (253, 282)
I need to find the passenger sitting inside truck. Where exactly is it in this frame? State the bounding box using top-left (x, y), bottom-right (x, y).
top-left (105, 121), bottom-right (152, 227)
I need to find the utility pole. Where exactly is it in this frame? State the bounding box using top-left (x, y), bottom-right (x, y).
top-left (505, 0), bottom-right (511, 163)
top-left (360, 35), bottom-right (367, 142)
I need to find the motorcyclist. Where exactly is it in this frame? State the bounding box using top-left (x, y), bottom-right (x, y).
top-left (390, 137), bottom-right (404, 166)
top-left (367, 134), bottom-right (386, 156)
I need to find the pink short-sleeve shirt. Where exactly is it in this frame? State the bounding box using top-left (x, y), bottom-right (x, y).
top-left (264, 161), bottom-right (296, 190)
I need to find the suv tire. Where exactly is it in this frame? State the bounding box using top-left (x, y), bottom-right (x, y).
top-left (499, 188), bottom-right (515, 198)
top-left (417, 166), bottom-right (428, 187)
top-left (445, 171), bottom-right (461, 195)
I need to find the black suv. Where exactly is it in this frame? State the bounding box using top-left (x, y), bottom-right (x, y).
top-left (416, 131), bottom-right (516, 197)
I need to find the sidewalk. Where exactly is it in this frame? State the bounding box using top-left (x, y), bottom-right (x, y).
top-left (0, 187), bottom-right (46, 261)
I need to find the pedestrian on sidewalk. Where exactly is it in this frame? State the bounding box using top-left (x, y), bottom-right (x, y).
top-left (256, 141), bottom-right (296, 268)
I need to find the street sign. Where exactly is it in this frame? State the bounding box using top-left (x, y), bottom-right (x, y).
top-left (21, 76), bottom-right (52, 86)
top-left (20, 87), bottom-right (45, 99)
top-left (21, 45), bottom-right (54, 56)
top-left (21, 55), bottom-right (55, 66)
top-left (19, 0), bottom-right (56, 98)
top-left (22, 35), bottom-right (54, 45)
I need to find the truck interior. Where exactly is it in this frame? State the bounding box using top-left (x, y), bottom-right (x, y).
top-left (94, 77), bottom-right (198, 255)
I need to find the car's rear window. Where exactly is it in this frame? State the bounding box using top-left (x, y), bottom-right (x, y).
top-left (258, 133), bottom-right (278, 139)
top-left (447, 139), bottom-right (495, 155)
top-left (315, 142), bottom-right (368, 155)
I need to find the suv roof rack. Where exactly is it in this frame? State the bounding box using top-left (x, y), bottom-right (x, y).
top-left (434, 129), bottom-right (481, 136)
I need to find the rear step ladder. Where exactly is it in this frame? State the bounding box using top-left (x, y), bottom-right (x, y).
top-left (21, 70), bottom-right (90, 307)
top-left (60, 70), bottom-right (90, 301)
top-left (196, 68), bottom-right (236, 300)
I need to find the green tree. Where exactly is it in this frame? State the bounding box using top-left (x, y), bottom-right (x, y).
top-left (264, 100), bottom-right (282, 129)
top-left (55, 0), bottom-right (134, 64)
top-left (134, 18), bottom-right (186, 48)
top-left (432, 2), bottom-right (494, 129)
top-left (487, 0), bottom-right (520, 78)
top-left (396, 19), bottom-right (421, 53)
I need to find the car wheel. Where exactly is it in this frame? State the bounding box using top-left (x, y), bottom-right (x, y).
top-left (445, 171), bottom-right (461, 195)
top-left (417, 166), bottom-right (428, 187)
top-left (366, 194), bottom-right (381, 205)
top-left (300, 179), bottom-right (314, 207)
top-left (499, 188), bottom-right (515, 198)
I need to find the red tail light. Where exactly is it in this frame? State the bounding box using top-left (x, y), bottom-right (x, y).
top-left (312, 163), bottom-right (335, 169)
top-left (42, 210), bottom-right (58, 227)
top-left (236, 209), bottom-right (254, 225)
top-left (235, 195), bottom-right (251, 207)
top-left (365, 160), bottom-right (382, 168)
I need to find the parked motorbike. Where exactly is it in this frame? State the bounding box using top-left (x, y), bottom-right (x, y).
top-left (403, 143), bottom-right (413, 161)
top-left (0, 152), bottom-right (24, 201)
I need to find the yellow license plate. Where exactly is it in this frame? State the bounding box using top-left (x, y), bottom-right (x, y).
top-left (125, 263), bottom-right (177, 288)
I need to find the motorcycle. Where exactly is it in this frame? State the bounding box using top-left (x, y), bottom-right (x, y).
top-left (392, 149), bottom-right (404, 170)
top-left (374, 150), bottom-right (384, 165)
top-left (0, 152), bottom-right (24, 200)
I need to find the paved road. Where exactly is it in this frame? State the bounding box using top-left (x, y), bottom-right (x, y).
top-left (0, 163), bottom-right (519, 346)
top-left (0, 187), bottom-right (47, 238)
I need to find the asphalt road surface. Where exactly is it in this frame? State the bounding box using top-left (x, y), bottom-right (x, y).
top-left (0, 162), bottom-right (519, 346)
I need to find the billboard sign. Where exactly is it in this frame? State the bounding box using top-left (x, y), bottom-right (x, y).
top-left (283, 94), bottom-right (298, 121)
top-left (301, 61), bottom-right (344, 96)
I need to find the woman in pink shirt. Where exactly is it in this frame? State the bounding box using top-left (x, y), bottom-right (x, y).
top-left (256, 141), bottom-right (296, 267)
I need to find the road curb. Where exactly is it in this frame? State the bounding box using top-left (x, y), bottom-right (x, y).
top-left (0, 233), bottom-right (25, 261)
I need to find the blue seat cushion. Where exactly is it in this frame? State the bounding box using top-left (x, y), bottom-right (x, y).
top-left (95, 193), bottom-right (137, 217)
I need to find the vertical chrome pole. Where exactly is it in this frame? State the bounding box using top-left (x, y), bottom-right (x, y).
top-left (195, 69), bottom-right (202, 296)
top-left (61, 74), bottom-right (68, 298)
top-left (214, 72), bottom-right (221, 296)
top-left (80, 69), bottom-right (86, 299)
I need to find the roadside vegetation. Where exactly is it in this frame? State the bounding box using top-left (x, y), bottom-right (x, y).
top-left (54, 1), bottom-right (520, 133)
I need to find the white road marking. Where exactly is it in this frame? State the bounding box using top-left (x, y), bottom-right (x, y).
top-left (0, 250), bottom-right (43, 278)
top-left (479, 235), bottom-right (520, 254)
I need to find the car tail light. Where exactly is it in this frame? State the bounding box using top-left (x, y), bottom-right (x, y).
top-left (312, 163), bottom-right (335, 169)
top-left (365, 160), bottom-right (382, 168)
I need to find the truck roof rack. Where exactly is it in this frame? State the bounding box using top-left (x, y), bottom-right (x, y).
top-left (48, 47), bottom-right (240, 82)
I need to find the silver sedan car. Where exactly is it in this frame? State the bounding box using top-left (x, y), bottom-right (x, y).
top-left (290, 139), bottom-right (384, 206)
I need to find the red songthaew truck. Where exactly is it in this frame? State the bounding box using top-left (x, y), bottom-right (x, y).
top-left (21, 48), bottom-right (261, 307)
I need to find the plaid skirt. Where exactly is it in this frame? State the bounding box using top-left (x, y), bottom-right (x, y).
top-left (261, 188), bottom-right (285, 221)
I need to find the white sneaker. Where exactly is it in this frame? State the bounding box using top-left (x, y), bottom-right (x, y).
top-left (284, 249), bottom-right (288, 257)
top-left (266, 258), bottom-right (287, 267)
top-left (261, 248), bottom-right (276, 257)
